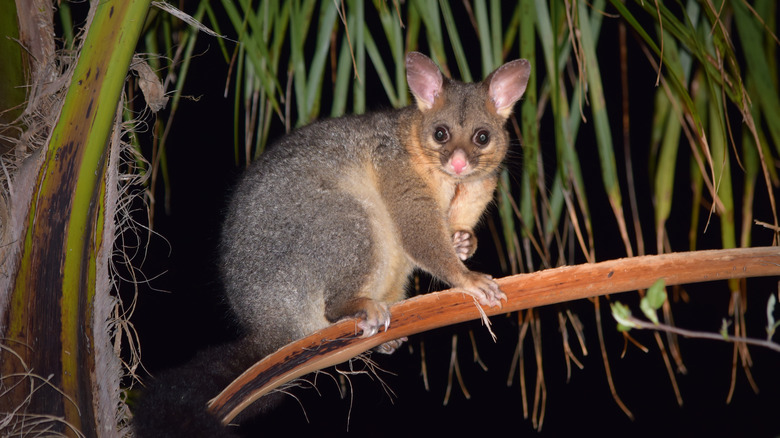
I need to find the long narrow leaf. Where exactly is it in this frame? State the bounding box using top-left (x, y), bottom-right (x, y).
top-left (304, 1), bottom-right (339, 121)
top-left (438, 0), bottom-right (472, 81)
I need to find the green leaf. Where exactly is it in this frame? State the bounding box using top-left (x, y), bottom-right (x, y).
top-left (577, 0), bottom-right (624, 248)
top-left (611, 301), bottom-right (636, 332)
top-left (364, 27), bottom-right (398, 107)
top-left (518, 0), bottom-right (538, 241)
top-left (330, 36), bottom-right (352, 118)
top-left (767, 294), bottom-right (779, 340)
top-left (733, 0), bottom-right (780, 156)
top-left (410, 0), bottom-right (446, 72)
top-left (373, 0), bottom-right (405, 106)
top-left (438, 0), bottom-right (471, 81)
top-left (303, 0), bottom-right (339, 121)
top-left (640, 279), bottom-right (667, 324)
top-left (349, 0), bottom-right (366, 114)
top-left (720, 318), bottom-right (731, 340)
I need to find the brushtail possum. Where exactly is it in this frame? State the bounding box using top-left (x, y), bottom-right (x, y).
top-left (133, 52), bottom-right (530, 437)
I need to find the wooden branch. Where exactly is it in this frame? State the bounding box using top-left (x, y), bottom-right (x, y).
top-left (208, 246), bottom-right (780, 424)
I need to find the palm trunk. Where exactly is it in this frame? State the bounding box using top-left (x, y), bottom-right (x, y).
top-left (0, 1), bottom-right (151, 436)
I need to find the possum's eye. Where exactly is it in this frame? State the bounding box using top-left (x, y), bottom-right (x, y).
top-left (473, 129), bottom-right (490, 147)
top-left (433, 126), bottom-right (450, 144)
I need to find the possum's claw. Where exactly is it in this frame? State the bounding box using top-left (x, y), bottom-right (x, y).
top-left (356, 299), bottom-right (392, 338)
top-left (354, 300), bottom-right (405, 354)
top-left (457, 271), bottom-right (506, 308)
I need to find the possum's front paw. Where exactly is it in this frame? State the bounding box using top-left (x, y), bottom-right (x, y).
top-left (457, 271), bottom-right (506, 308)
top-left (356, 299), bottom-right (392, 338)
top-left (452, 230), bottom-right (477, 261)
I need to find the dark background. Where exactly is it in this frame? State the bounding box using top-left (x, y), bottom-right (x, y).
top-left (123, 3), bottom-right (780, 437)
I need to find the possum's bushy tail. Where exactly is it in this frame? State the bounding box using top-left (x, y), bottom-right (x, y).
top-left (132, 339), bottom-right (281, 438)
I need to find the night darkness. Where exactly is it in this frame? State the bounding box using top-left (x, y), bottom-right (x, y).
top-left (123, 3), bottom-right (780, 437)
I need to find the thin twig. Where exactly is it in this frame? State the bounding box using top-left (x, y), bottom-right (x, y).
top-left (624, 316), bottom-right (780, 353)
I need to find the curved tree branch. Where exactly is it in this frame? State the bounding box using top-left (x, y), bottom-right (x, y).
top-left (208, 246), bottom-right (780, 424)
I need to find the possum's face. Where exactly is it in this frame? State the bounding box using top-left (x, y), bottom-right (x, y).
top-left (405, 52), bottom-right (530, 180)
top-left (417, 79), bottom-right (511, 179)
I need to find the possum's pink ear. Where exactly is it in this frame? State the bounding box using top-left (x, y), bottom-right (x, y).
top-left (487, 59), bottom-right (531, 118)
top-left (406, 52), bottom-right (444, 111)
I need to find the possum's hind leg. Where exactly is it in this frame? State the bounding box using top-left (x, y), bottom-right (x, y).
top-left (325, 296), bottom-right (407, 354)
top-left (316, 194), bottom-right (409, 353)
top-left (327, 296), bottom-right (390, 337)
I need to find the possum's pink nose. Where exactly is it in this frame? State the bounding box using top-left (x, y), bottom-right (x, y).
top-left (450, 150), bottom-right (468, 174)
